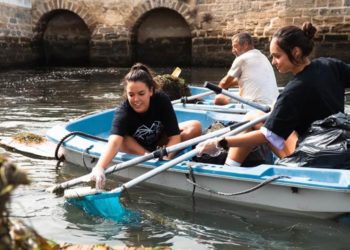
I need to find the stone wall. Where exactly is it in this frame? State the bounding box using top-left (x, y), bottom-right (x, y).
top-left (0, 0), bottom-right (35, 68)
top-left (0, 0), bottom-right (349, 67)
top-left (288, 0), bottom-right (350, 60)
top-left (192, 0), bottom-right (350, 65)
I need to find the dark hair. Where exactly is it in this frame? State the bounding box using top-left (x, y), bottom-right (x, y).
top-left (123, 63), bottom-right (159, 95)
top-left (273, 22), bottom-right (317, 65)
top-left (232, 32), bottom-right (254, 48)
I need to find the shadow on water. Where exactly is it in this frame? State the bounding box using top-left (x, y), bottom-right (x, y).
top-left (1, 67), bottom-right (350, 249)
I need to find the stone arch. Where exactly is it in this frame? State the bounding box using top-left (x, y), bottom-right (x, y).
top-left (32, 0), bottom-right (96, 38)
top-left (135, 8), bottom-right (192, 66)
top-left (125, 1), bottom-right (195, 66)
top-left (124, 0), bottom-right (195, 30)
top-left (41, 10), bottom-right (91, 66)
top-left (32, 1), bottom-right (97, 66)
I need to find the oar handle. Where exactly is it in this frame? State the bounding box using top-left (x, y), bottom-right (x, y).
top-left (204, 81), bottom-right (271, 113)
top-left (171, 90), bottom-right (214, 105)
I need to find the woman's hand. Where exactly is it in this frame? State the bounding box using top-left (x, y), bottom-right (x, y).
top-left (196, 138), bottom-right (221, 157)
top-left (90, 165), bottom-right (106, 189)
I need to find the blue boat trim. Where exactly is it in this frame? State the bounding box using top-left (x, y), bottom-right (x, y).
top-left (48, 128), bottom-right (350, 192)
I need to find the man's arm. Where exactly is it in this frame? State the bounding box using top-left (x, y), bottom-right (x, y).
top-left (218, 75), bottom-right (239, 89)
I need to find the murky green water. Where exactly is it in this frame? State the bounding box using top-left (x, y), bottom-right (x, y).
top-left (1, 67), bottom-right (350, 249)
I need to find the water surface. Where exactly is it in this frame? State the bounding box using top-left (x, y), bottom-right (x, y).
top-left (1, 67), bottom-right (350, 249)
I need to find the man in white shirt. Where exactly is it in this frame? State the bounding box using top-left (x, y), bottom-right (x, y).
top-left (215, 33), bottom-right (279, 106)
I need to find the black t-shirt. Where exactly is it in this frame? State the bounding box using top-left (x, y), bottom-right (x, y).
top-left (264, 57), bottom-right (350, 139)
top-left (111, 91), bottom-right (180, 151)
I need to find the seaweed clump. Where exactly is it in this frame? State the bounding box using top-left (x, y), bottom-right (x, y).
top-left (12, 132), bottom-right (46, 144)
top-left (0, 153), bottom-right (170, 249)
top-left (0, 153), bottom-right (60, 250)
top-left (154, 74), bottom-right (191, 101)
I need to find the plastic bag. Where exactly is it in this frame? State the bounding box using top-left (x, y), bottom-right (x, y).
top-left (277, 112), bottom-right (350, 169)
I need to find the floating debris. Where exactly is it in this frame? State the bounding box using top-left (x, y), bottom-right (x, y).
top-left (154, 74), bottom-right (190, 101)
top-left (12, 132), bottom-right (46, 145)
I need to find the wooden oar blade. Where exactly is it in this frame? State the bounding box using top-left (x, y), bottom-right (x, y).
top-left (66, 190), bottom-right (140, 222)
top-left (171, 67), bottom-right (182, 78)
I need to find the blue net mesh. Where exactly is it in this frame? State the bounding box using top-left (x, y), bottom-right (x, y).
top-left (67, 192), bottom-right (140, 223)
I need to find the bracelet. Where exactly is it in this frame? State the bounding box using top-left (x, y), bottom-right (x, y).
top-left (217, 137), bottom-right (229, 151)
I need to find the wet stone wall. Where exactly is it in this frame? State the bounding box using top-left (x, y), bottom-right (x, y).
top-left (0, 1), bottom-right (35, 68)
top-left (1, 0), bottom-right (350, 67)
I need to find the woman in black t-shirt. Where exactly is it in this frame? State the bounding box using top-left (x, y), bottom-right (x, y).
top-left (197, 22), bottom-right (350, 167)
top-left (90, 63), bottom-right (202, 189)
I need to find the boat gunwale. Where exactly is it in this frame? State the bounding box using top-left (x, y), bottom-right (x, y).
top-left (48, 131), bottom-right (350, 193)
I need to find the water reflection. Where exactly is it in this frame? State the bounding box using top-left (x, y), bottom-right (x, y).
top-left (1, 67), bottom-right (350, 249)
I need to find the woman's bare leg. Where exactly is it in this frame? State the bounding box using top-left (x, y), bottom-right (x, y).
top-left (226, 110), bottom-right (267, 164)
top-left (119, 136), bottom-right (147, 155)
top-left (179, 120), bottom-right (202, 141)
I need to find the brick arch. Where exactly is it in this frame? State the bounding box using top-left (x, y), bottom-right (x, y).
top-left (32, 0), bottom-right (97, 36)
top-left (124, 0), bottom-right (195, 31)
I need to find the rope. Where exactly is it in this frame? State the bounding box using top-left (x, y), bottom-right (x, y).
top-left (186, 173), bottom-right (290, 196)
top-left (82, 145), bottom-right (94, 171)
top-left (185, 166), bottom-right (196, 196)
top-left (54, 131), bottom-right (108, 162)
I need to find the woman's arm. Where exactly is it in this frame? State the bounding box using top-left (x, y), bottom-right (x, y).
top-left (96, 134), bottom-right (124, 170)
top-left (90, 134), bottom-right (123, 189)
top-left (225, 130), bottom-right (268, 148)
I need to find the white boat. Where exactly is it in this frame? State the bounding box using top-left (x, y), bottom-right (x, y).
top-left (46, 106), bottom-right (350, 219)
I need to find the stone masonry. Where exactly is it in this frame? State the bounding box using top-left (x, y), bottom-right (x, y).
top-left (0, 0), bottom-right (349, 67)
top-left (0, 0), bottom-right (35, 67)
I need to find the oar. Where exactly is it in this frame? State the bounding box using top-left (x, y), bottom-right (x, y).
top-left (204, 81), bottom-right (271, 112)
top-left (171, 90), bottom-right (214, 105)
top-left (64, 113), bottom-right (270, 220)
top-left (48, 120), bottom-right (249, 194)
top-left (174, 104), bottom-right (248, 114)
top-left (110, 113), bottom-right (269, 194)
top-left (171, 67), bottom-right (182, 78)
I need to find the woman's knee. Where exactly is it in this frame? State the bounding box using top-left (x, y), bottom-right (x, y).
top-left (179, 120), bottom-right (202, 140)
top-left (244, 110), bottom-right (266, 130)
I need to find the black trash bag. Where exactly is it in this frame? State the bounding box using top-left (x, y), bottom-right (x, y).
top-left (276, 112), bottom-right (350, 169)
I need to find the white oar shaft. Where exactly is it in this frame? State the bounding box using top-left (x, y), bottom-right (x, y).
top-left (49, 119), bottom-right (245, 193)
top-left (105, 122), bottom-right (243, 174)
top-left (111, 113), bottom-right (270, 194)
top-left (175, 104), bottom-right (248, 114)
top-left (204, 81), bottom-right (271, 112)
top-left (171, 90), bottom-right (214, 105)
top-left (116, 150), bottom-right (198, 193)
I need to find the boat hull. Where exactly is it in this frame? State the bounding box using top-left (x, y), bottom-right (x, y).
top-left (60, 147), bottom-right (350, 219)
top-left (47, 105), bottom-right (350, 219)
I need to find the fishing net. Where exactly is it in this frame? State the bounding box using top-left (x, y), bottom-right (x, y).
top-left (67, 190), bottom-right (140, 223)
